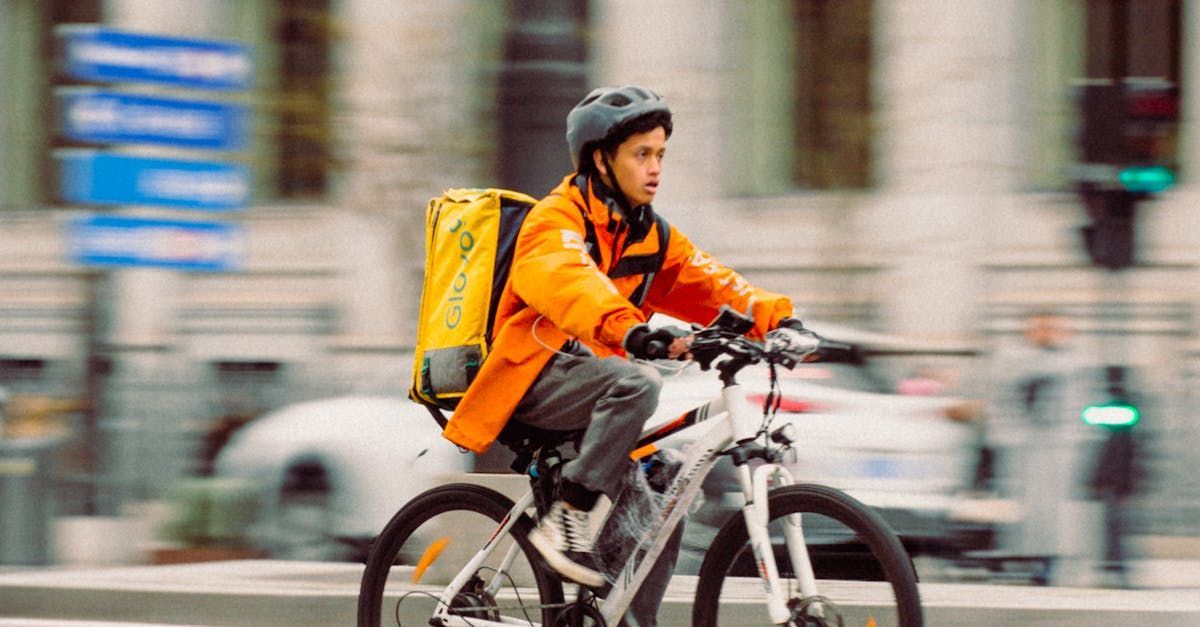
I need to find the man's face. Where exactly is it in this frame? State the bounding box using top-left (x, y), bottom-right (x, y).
top-left (595, 126), bottom-right (667, 207)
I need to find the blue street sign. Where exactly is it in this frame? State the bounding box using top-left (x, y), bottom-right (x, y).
top-left (68, 214), bottom-right (244, 271)
top-left (58, 89), bottom-right (246, 151)
top-left (57, 151), bottom-right (249, 210)
top-left (58, 25), bottom-right (251, 91)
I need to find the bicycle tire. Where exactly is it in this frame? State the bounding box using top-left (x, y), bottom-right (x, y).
top-left (692, 483), bottom-right (922, 627)
top-left (358, 482), bottom-right (564, 627)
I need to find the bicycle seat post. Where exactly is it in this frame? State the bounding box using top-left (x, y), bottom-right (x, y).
top-left (497, 421), bottom-right (583, 518)
top-left (531, 446), bottom-right (563, 517)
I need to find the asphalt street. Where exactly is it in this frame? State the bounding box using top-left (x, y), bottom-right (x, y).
top-left (1, 559), bottom-right (1200, 626)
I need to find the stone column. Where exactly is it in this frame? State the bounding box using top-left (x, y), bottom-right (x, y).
top-left (866, 0), bottom-right (1023, 341)
top-left (329, 209), bottom-right (408, 386)
top-left (1146, 0), bottom-right (1200, 264)
top-left (99, 0), bottom-right (232, 375)
top-left (1146, 0), bottom-right (1200, 526)
top-left (333, 0), bottom-right (504, 366)
top-left (590, 0), bottom-right (728, 237)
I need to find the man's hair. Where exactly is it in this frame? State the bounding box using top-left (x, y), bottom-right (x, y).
top-left (581, 110), bottom-right (673, 174)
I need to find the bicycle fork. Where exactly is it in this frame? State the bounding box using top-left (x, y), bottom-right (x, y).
top-left (737, 463), bottom-right (819, 625)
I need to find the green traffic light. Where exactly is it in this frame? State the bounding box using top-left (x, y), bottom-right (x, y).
top-left (1081, 401), bottom-right (1140, 428)
top-left (1118, 165), bottom-right (1175, 193)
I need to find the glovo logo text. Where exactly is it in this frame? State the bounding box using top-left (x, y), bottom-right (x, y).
top-left (443, 217), bottom-right (475, 330)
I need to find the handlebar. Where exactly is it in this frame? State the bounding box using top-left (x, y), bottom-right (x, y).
top-left (812, 339), bottom-right (864, 365)
top-left (683, 306), bottom-right (863, 382)
top-left (645, 339), bottom-right (670, 358)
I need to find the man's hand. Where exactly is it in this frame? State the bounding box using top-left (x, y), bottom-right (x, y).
top-left (765, 325), bottom-right (819, 367)
top-left (624, 324), bottom-right (693, 361)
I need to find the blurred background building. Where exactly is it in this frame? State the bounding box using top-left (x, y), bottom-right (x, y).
top-left (1, 0), bottom-right (1199, 558)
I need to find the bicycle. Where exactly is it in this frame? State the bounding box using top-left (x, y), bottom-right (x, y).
top-left (358, 306), bottom-right (923, 626)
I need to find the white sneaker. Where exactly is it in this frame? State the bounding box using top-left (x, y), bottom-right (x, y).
top-left (527, 500), bottom-right (605, 587)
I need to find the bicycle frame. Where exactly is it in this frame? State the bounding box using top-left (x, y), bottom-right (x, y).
top-left (428, 379), bottom-right (817, 626)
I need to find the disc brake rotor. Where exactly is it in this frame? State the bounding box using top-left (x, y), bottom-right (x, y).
top-left (787, 595), bottom-right (845, 627)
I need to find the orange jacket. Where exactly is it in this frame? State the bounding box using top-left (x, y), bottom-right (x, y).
top-left (442, 174), bottom-right (795, 453)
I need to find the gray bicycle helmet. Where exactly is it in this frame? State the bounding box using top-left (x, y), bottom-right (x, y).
top-left (566, 85), bottom-right (671, 170)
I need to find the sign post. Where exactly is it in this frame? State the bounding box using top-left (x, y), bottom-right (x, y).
top-left (54, 24), bottom-right (254, 514)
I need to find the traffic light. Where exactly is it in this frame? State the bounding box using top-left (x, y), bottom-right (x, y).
top-left (1122, 79), bottom-right (1180, 194)
top-left (1117, 165), bottom-right (1175, 193)
top-left (1077, 83), bottom-right (1125, 165)
top-left (1073, 80), bottom-right (1178, 270)
top-left (1075, 81), bottom-right (1180, 192)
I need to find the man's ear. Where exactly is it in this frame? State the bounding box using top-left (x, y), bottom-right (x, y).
top-left (591, 148), bottom-right (608, 177)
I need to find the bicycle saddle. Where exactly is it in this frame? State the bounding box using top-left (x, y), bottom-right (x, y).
top-left (497, 420), bottom-right (585, 474)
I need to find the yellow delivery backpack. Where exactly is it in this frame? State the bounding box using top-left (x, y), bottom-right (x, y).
top-left (411, 186), bottom-right (671, 417)
top-left (410, 188), bottom-right (539, 411)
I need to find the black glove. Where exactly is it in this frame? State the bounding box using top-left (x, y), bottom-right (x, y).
top-left (624, 324), bottom-right (691, 360)
top-left (776, 316), bottom-right (805, 332)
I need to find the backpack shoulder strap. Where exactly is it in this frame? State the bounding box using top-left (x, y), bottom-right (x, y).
top-left (627, 213), bottom-right (671, 307)
top-left (578, 207), bottom-right (603, 266)
top-left (563, 175), bottom-right (604, 267)
top-left (653, 213), bottom-right (670, 254)
top-left (562, 175), bottom-right (667, 305)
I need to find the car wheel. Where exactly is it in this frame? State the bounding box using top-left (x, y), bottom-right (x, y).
top-left (268, 457), bottom-right (347, 561)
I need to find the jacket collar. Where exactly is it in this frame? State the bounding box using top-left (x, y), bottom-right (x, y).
top-left (566, 173), bottom-right (654, 243)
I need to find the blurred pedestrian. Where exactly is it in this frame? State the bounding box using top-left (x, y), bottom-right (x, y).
top-left (1086, 366), bottom-right (1145, 588)
top-left (987, 309), bottom-right (1097, 584)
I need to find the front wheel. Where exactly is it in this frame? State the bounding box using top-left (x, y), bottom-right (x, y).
top-left (357, 483), bottom-right (564, 627)
top-left (693, 484), bottom-right (922, 627)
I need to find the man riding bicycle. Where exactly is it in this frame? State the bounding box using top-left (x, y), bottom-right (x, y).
top-left (440, 85), bottom-right (806, 625)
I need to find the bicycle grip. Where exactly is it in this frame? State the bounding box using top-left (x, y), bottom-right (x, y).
top-left (816, 341), bottom-right (864, 364)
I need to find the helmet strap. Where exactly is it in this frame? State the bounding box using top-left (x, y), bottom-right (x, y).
top-left (594, 157), bottom-right (653, 241)
top-left (600, 154), bottom-right (634, 216)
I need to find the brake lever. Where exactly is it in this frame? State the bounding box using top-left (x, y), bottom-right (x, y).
top-left (689, 329), bottom-right (760, 371)
top-left (689, 336), bottom-right (724, 371)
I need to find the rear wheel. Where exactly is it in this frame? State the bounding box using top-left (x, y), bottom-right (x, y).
top-left (693, 483), bottom-right (922, 626)
top-left (358, 483), bottom-right (564, 627)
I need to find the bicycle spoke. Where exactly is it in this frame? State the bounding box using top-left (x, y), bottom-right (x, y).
top-left (358, 484), bottom-right (563, 627)
top-left (693, 484), bottom-right (922, 627)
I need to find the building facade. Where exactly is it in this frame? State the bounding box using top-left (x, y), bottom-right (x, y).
top-left (1, 0), bottom-right (1198, 526)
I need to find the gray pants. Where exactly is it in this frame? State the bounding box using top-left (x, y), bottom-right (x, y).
top-left (511, 342), bottom-right (682, 627)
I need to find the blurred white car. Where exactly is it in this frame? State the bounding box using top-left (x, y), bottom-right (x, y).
top-left (213, 396), bottom-right (471, 560)
top-left (658, 361), bottom-right (974, 502)
top-left (655, 360), bottom-right (984, 568)
top-left (644, 319), bottom-right (989, 574)
top-left (214, 322), bottom-right (986, 565)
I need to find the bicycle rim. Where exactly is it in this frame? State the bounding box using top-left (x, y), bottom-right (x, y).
top-left (358, 483), bottom-right (564, 626)
top-left (692, 483), bottom-right (922, 627)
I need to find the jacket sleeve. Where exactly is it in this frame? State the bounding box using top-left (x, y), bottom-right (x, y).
top-left (644, 225), bottom-right (794, 340)
top-left (510, 204), bottom-right (647, 351)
